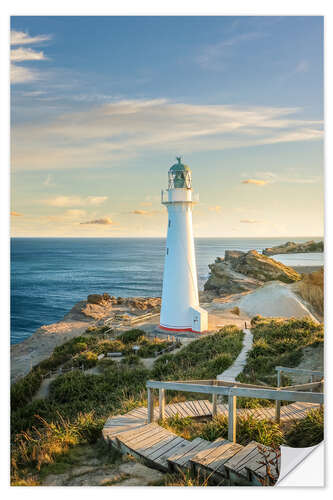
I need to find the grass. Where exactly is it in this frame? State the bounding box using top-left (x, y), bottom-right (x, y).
top-left (285, 408), bottom-right (323, 447)
top-left (237, 317), bottom-right (323, 386)
top-left (11, 320), bottom-right (323, 485)
top-left (151, 325), bottom-right (244, 381)
top-left (161, 413), bottom-right (284, 448)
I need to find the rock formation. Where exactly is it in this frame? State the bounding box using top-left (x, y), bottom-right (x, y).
top-left (263, 240), bottom-right (323, 256)
top-left (204, 250), bottom-right (301, 296)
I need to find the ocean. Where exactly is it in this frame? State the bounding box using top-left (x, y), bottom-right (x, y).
top-left (10, 237), bottom-right (323, 345)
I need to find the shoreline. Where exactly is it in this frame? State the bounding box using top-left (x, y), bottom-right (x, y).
top-left (11, 264), bottom-right (323, 383)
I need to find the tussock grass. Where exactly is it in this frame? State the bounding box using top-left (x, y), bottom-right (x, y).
top-left (237, 317), bottom-right (323, 386)
top-left (151, 325), bottom-right (244, 381)
top-left (285, 408), bottom-right (323, 447)
top-left (161, 413), bottom-right (284, 448)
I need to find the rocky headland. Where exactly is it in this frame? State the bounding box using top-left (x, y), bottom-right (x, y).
top-left (11, 294), bottom-right (161, 383)
top-left (263, 239), bottom-right (323, 256)
top-left (204, 249), bottom-right (301, 297)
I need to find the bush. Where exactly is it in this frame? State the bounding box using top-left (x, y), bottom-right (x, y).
top-left (11, 369), bottom-right (44, 410)
top-left (117, 329), bottom-right (146, 344)
top-left (73, 351), bottom-right (98, 369)
top-left (285, 409), bottom-right (323, 447)
top-left (95, 339), bottom-right (125, 355)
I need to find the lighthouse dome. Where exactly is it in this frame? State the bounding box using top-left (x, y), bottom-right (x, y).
top-left (168, 157), bottom-right (192, 189)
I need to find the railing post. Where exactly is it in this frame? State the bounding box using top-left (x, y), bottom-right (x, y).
top-left (159, 388), bottom-right (165, 420)
top-left (320, 379), bottom-right (324, 411)
top-left (275, 369), bottom-right (281, 424)
top-left (212, 393), bottom-right (218, 417)
top-left (147, 387), bottom-right (154, 423)
top-left (228, 394), bottom-right (237, 443)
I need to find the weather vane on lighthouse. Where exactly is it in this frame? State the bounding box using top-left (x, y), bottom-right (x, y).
top-left (159, 157), bottom-right (208, 333)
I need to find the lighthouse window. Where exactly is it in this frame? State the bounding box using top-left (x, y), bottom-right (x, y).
top-left (166, 248), bottom-right (169, 255)
top-left (168, 219), bottom-right (171, 227)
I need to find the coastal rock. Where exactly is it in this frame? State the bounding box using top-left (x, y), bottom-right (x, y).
top-left (232, 250), bottom-right (301, 283)
top-left (263, 240), bottom-right (323, 256)
top-left (204, 250), bottom-right (301, 296)
top-left (87, 293), bottom-right (114, 305)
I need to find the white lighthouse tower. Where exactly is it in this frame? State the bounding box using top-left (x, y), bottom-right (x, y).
top-left (160, 158), bottom-right (208, 333)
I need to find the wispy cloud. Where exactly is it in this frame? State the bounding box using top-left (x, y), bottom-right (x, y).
top-left (11, 47), bottom-right (48, 62)
top-left (11, 31), bottom-right (52, 46)
top-left (130, 209), bottom-right (160, 216)
top-left (80, 217), bottom-right (113, 225)
top-left (253, 171), bottom-right (321, 185)
top-left (196, 32), bottom-right (266, 70)
top-left (209, 205), bottom-right (222, 212)
top-left (10, 30), bottom-right (51, 85)
top-left (240, 219), bottom-right (261, 223)
top-left (241, 179), bottom-right (269, 186)
top-left (12, 99), bottom-right (323, 171)
top-left (43, 195), bottom-right (108, 207)
top-left (10, 211), bottom-right (23, 216)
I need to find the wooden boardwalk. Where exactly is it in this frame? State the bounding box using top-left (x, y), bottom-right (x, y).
top-left (102, 399), bottom-right (319, 486)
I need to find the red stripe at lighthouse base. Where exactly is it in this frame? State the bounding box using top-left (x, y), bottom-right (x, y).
top-left (159, 325), bottom-right (202, 334)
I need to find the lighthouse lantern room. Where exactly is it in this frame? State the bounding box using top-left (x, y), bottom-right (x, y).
top-left (160, 158), bottom-right (208, 333)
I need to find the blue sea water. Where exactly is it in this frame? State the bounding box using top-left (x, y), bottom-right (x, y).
top-left (10, 237), bottom-right (323, 345)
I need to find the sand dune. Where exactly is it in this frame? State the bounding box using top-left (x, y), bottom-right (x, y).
top-left (211, 281), bottom-right (318, 322)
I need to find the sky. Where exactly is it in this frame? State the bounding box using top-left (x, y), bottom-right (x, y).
top-left (10, 16), bottom-right (324, 237)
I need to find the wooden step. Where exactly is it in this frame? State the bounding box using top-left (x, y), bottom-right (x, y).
top-left (245, 443), bottom-right (281, 486)
top-left (191, 439), bottom-right (243, 481)
top-left (167, 437), bottom-right (222, 472)
top-left (224, 440), bottom-right (280, 485)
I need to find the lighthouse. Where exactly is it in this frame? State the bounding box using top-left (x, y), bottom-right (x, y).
top-left (160, 158), bottom-right (208, 333)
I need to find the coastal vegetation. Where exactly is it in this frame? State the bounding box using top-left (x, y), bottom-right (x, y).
top-left (10, 320), bottom-right (324, 485)
top-left (151, 326), bottom-right (244, 380)
top-left (237, 317), bottom-right (324, 386)
top-left (160, 408), bottom-right (323, 450)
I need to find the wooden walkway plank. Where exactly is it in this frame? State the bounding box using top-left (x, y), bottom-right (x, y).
top-left (224, 441), bottom-right (260, 478)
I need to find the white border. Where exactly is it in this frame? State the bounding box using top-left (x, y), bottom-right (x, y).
top-left (1, 2), bottom-right (331, 499)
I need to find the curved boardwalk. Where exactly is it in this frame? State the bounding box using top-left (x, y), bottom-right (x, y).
top-left (103, 399), bottom-right (319, 486)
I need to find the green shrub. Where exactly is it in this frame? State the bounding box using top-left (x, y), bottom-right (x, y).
top-left (11, 369), bottom-right (44, 410)
top-left (73, 351), bottom-right (98, 369)
top-left (95, 339), bottom-right (125, 355)
top-left (117, 329), bottom-right (146, 344)
top-left (285, 409), bottom-right (323, 447)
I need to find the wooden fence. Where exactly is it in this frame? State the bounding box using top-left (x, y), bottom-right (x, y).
top-left (146, 368), bottom-right (324, 443)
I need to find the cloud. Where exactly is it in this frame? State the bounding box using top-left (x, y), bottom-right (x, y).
top-left (43, 195), bottom-right (108, 207)
top-left (209, 205), bottom-right (222, 212)
top-left (11, 64), bottom-right (38, 84)
top-left (11, 47), bottom-right (47, 62)
top-left (11, 31), bottom-right (52, 46)
top-left (140, 201), bottom-right (153, 207)
top-left (11, 211), bottom-right (23, 216)
top-left (130, 209), bottom-right (161, 216)
top-left (253, 171), bottom-right (321, 185)
top-left (196, 32), bottom-right (265, 70)
top-left (80, 217), bottom-right (113, 225)
top-left (12, 99), bottom-right (323, 171)
top-left (240, 219), bottom-right (261, 223)
top-left (241, 179), bottom-right (269, 186)
top-left (10, 30), bottom-right (51, 85)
